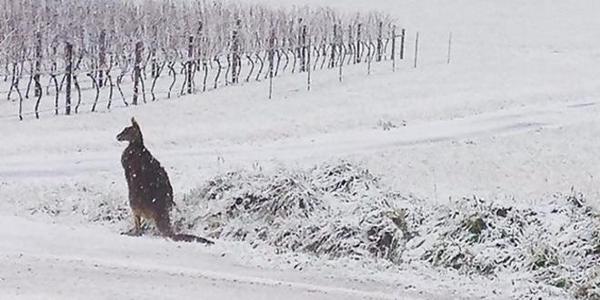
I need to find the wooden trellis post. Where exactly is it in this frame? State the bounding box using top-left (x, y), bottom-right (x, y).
top-left (348, 24), bottom-right (353, 64)
top-left (34, 32), bottom-right (42, 97)
top-left (300, 22), bottom-right (307, 72)
top-left (150, 26), bottom-right (158, 79)
top-left (330, 24), bottom-right (337, 68)
top-left (377, 21), bottom-right (383, 62)
top-left (65, 42), bottom-right (73, 115)
top-left (132, 41), bottom-right (143, 105)
top-left (268, 29), bottom-right (276, 99)
top-left (391, 25), bottom-right (397, 72)
top-left (413, 32), bottom-right (419, 68)
top-left (307, 31), bottom-right (311, 91)
top-left (447, 32), bottom-right (453, 64)
top-left (187, 35), bottom-right (194, 94)
top-left (356, 23), bottom-right (362, 63)
top-left (98, 29), bottom-right (106, 88)
top-left (338, 24), bottom-right (343, 82)
top-left (400, 28), bottom-right (406, 60)
top-left (232, 19), bottom-right (241, 83)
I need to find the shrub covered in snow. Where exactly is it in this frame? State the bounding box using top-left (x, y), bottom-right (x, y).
top-left (178, 162), bottom-right (411, 262)
top-left (175, 163), bottom-right (600, 299)
top-left (24, 161), bottom-right (600, 299)
top-left (398, 189), bottom-right (600, 299)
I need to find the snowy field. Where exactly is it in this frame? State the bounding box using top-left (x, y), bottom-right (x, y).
top-left (2, 0), bottom-right (600, 299)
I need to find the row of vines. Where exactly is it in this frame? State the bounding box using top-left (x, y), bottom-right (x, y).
top-left (0, 0), bottom-right (402, 120)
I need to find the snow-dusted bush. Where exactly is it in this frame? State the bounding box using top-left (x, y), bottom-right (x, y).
top-left (404, 197), bottom-right (535, 275)
top-left (23, 161), bottom-right (600, 298)
top-left (177, 162), bottom-right (600, 299)
top-left (25, 182), bottom-right (129, 224)
top-left (401, 190), bottom-right (600, 299)
top-left (178, 162), bottom-right (415, 262)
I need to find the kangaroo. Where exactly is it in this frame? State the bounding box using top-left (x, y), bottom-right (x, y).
top-left (117, 117), bottom-right (213, 245)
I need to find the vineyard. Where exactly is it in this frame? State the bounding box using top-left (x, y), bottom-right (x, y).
top-left (0, 0), bottom-right (403, 120)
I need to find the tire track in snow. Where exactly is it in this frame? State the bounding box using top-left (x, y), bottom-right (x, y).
top-left (1, 252), bottom-right (399, 300)
top-left (0, 216), bottom-right (426, 300)
top-left (0, 100), bottom-right (597, 180)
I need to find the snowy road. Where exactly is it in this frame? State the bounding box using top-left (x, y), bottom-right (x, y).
top-left (0, 216), bottom-right (430, 300)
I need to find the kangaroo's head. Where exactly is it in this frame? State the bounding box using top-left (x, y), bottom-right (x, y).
top-left (117, 117), bottom-right (143, 145)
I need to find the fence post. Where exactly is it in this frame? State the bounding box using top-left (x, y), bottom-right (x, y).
top-left (377, 21), bottom-right (383, 62)
top-left (187, 35), bottom-right (194, 94)
top-left (413, 32), bottom-right (419, 68)
top-left (98, 29), bottom-right (106, 88)
top-left (391, 25), bottom-right (396, 72)
top-left (150, 26), bottom-right (158, 79)
top-left (133, 41), bottom-right (143, 105)
top-left (348, 24), bottom-right (353, 65)
top-left (338, 24), bottom-right (343, 82)
top-left (367, 41), bottom-right (372, 75)
top-left (34, 32), bottom-right (42, 97)
top-left (268, 29), bottom-right (275, 99)
top-left (400, 28), bottom-right (406, 60)
top-left (197, 22), bottom-right (205, 91)
top-left (356, 23), bottom-right (362, 63)
top-left (447, 32), bottom-right (452, 65)
top-left (65, 42), bottom-right (73, 115)
top-left (232, 19), bottom-right (241, 83)
top-left (307, 30), bottom-right (311, 91)
top-left (300, 22), bottom-right (307, 72)
top-left (330, 24), bottom-right (338, 68)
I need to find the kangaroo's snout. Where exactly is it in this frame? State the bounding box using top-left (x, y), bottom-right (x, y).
top-left (116, 132), bottom-right (125, 141)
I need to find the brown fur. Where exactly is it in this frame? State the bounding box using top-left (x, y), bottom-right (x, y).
top-left (117, 117), bottom-right (213, 245)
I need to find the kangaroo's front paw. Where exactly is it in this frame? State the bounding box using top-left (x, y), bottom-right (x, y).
top-left (121, 228), bottom-right (142, 236)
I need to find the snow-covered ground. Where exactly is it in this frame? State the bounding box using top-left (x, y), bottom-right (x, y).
top-left (0, 216), bottom-right (411, 300)
top-left (2, 0), bottom-right (600, 299)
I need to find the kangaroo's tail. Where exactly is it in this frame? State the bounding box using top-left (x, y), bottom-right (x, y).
top-left (170, 233), bottom-right (214, 245)
top-left (156, 215), bottom-right (214, 245)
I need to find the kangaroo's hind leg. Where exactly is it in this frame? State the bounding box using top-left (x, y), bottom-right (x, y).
top-left (155, 211), bottom-right (173, 238)
top-left (122, 210), bottom-right (142, 236)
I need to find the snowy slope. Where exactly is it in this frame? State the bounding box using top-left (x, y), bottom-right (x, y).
top-left (2, 0), bottom-right (600, 299)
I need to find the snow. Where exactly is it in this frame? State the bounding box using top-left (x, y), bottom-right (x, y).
top-left (0, 216), bottom-right (405, 300)
top-left (2, 0), bottom-right (600, 299)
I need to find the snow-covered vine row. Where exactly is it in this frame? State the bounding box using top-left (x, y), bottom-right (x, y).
top-left (0, 0), bottom-right (400, 119)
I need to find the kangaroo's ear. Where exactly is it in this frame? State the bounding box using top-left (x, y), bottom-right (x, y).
top-left (131, 117), bottom-right (139, 128)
